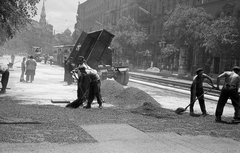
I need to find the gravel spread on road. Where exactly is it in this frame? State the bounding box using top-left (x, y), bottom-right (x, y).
top-left (0, 79), bottom-right (239, 143)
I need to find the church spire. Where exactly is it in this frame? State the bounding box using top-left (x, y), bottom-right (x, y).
top-left (39, 1), bottom-right (47, 26)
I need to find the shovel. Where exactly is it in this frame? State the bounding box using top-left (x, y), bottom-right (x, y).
top-left (175, 87), bottom-right (214, 115)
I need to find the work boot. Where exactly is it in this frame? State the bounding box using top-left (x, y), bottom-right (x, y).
top-left (215, 116), bottom-right (222, 122)
top-left (83, 105), bottom-right (91, 109)
top-left (190, 111), bottom-right (199, 117)
top-left (99, 104), bottom-right (103, 109)
top-left (190, 113), bottom-right (201, 117)
top-left (0, 90), bottom-right (6, 94)
top-left (189, 112), bottom-right (195, 116)
top-left (202, 111), bottom-right (209, 117)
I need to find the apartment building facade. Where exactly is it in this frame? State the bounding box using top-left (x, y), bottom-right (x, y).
top-left (75, 0), bottom-right (240, 75)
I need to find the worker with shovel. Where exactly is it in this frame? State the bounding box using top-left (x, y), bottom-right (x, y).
top-left (66, 65), bottom-right (90, 108)
top-left (189, 68), bottom-right (214, 117)
top-left (65, 57), bottom-right (90, 108)
top-left (215, 66), bottom-right (240, 123)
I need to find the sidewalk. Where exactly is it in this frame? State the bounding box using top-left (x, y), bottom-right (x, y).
top-left (1, 123), bottom-right (240, 153)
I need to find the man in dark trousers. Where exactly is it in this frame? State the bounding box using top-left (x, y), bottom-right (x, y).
top-left (78, 66), bottom-right (103, 109)
top-left (190, 68), bottom-right (214, 116)
top-left (63, 56), bottom-right (68, 82)
top-left (66, 57), bottom-right (75, 85)
top-left (66, 64), bottom-right (90, 108)
top-left (215, 66), bottom-right (240, 122)
top-left (0, 65), bottom-right (10, 94)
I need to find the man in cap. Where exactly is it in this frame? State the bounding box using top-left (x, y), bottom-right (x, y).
top-left (215, 66), bottom-right (240, 122)
top-left (190, 67), bottom-right (214, 116)
top-left (77, 56), bottom-right (91, 70)
top-left (66, 64), bottom-right (90, 108)
top-left (79, 66), bottom-right (103, 109)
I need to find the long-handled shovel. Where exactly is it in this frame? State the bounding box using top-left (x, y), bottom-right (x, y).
top-left (175, 87), bottom-right (213, 114)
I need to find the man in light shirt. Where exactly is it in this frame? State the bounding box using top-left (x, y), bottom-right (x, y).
top-left (215, 66), bottom-right (240, 122)
top-left (79, 65), bottom-right (103, 109)
top-left (0, 65), bottom-right (10, 94)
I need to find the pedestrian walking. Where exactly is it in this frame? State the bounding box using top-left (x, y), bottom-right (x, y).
top-left (0, 65), bottom-right (9, 94)
top-left (190, 68), bottom-right (214, 116)
top-left (215, 66), bottom-right (240, 122)
top-left (25, 55), bottom-right (37, 83)
top-left (44, 54), bottom-right (48, 64)
top-left (63, 56), bottom-right (68, 82)
top-left (20, 57), bottom-right (26, 82)
top-left (66, 57), bottom-right (75, 85)
top-left (49, 55), bottom-right (53, 66)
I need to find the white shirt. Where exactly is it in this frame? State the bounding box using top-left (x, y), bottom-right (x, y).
top-left (0, 65), bottom-right (7, 74)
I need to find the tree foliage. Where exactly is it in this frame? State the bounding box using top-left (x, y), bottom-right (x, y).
top-left (203, 13), bottom-right (239, 57)
top-left (163, 4), bottom-right (240, 60)
top-left (163, 4), bottom-right (213, 48)
top-left (0, 0), bottom-right (40, 45)
top-left (107, 16), bottom-right (147, 63)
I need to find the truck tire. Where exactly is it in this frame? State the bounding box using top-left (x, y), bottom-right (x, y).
top-left (114, 71), bottom-right (129, 85)
top-left (122, 70), bottom-right (129, 85)
top-left (100, 72), bottom-right (107, 81)
top-left (114, 71), bottom-right (124, 85)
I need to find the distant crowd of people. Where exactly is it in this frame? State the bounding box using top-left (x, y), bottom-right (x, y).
top-left (20, 55), bottom-right (37, 83)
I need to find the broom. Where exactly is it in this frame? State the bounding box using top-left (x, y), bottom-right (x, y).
top-left (175, 86), bottom-right (214, 114)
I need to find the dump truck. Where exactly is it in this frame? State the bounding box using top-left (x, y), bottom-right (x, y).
top-left (69, 29), bottom-right (129, 85)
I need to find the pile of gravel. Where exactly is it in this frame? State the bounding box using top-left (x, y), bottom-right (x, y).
top-left (101, 79), bottom-right (124, 97)
top-left (101, 80), bottom-right (161, 109)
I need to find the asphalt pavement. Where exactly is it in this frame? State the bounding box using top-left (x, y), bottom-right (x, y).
top-left (0, 55), bottom-right (240, 153)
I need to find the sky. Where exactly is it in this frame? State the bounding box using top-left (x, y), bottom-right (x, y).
top-left (32, 0), bottom-right (87, 34)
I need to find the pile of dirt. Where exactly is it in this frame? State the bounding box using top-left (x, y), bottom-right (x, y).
top-left (101, 79), bottom-right (124, 97)
top-left (115, 87), bottom-right (161, 109)
top-left (131, 102), bottom-right (179, 119)
top-left (101, 80), bottom-right (161, 109)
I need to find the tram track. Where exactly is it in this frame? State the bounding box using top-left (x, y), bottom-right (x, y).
top-left (129, 72), bottom-right (220, 98)
top-left (126, 72), bottom-right (240, 109)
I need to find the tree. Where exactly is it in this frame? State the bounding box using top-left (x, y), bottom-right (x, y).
top-left (106, 16), bottom-right (147, 65)
top-left (0, 0), bottom-right (40, 45)
top-left (163, 4), bottom-right (240, 72)
top-left (163, 4), bottom-right (214, 74)
top-left (204, 13), bottom-right (239, 59)
top-left (163, 4), bottom-right (213, 49)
